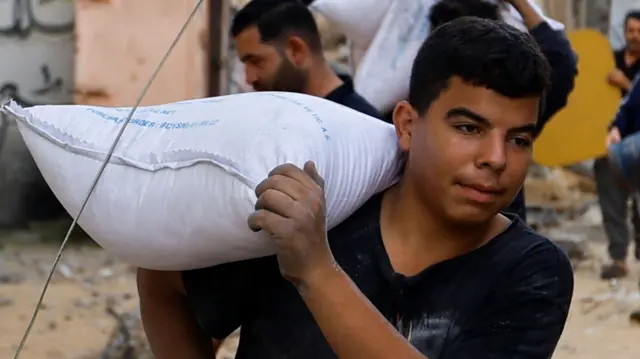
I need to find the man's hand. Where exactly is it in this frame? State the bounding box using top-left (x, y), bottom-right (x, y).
top-left (606, 127), bottom-right (622, 147)
top-left (607, 69), bottom-right (631, 90)
top-left (248, 161), bottom-right (336, 286)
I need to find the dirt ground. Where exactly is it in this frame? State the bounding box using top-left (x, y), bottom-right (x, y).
top-left (0, 220), bottom-right (639, 359)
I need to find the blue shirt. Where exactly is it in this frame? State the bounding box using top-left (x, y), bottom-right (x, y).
top-left (327, 75), bottom-right (382, 119)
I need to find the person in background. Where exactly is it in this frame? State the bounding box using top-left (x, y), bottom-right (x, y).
top-left (231, 0), bottom-right (380, 118)
top-left (138, 17), bottom-right (573, 359)
top-left (138, 0), bottom-right (380, 356)
top-left (426, 0), bottom-right (578, 223)
top-left (597, 10), bottom-right (640, 279)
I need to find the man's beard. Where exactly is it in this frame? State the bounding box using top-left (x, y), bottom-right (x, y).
top-left (628, 40), bottom-right (640, 54)
top-left (255, 58), bottom-right (308, 93)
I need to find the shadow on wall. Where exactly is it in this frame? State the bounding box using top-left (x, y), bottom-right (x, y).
top-left (0, 108), bottom-right (65, 230)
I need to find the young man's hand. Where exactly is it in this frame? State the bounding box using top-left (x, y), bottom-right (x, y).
top-left (248, 161), bottom-right (336, 288)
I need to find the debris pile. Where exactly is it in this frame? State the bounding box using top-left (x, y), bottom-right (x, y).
top-left (99, 306), bottom-right (151, 359)
top-left (524, 164), bottom-right (601, 263)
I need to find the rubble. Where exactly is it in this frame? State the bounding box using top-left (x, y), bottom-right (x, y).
top-left (525, 165), bottom-right (597, 212)
top-left (0, 259), bottom-right (26, 284)
top-left (524, 164), bottom-right (601, 263)
top-left (99, 307), bottom-right (152, 359)
top-left (0, 297), bottom-right (13, 307)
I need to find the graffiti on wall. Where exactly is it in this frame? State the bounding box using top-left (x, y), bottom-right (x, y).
top-left (0, 0), bottom-right (74, 107)
top-left (0, 0), bottom-right (74, 227)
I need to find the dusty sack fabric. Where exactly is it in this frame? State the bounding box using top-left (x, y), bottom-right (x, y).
top-left (310, 0), bottom-right (393, 51)
top-left (326, 0), bottom-right (564, 113)
top-left (8, 92), bottom-right (403, 270)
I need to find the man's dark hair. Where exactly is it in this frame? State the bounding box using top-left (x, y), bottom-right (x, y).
top-left (428, 0), bottom-right (502, 30)
top-left (624, 10), bottom-right (640, 28)
top-left (408, 17), bottom-right (550, 115)
top-left (231, 0), bottom-right (322, 53)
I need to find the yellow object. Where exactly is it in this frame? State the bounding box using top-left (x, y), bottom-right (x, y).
top-left (533, 29), bottom-right (621, 167)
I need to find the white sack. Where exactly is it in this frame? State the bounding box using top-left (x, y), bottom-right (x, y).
top-left (353, 0), bottom-right (565, 114)
top-left (7, 92), bottom-right (402, 270)
top-left (310, 0), bottom-right (394, 51)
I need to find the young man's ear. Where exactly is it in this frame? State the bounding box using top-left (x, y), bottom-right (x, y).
top-left (392, 101), bottom-right (418, 152)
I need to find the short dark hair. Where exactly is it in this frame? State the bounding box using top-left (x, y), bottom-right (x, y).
top-left (428, 0), bottom-right (502, 30)
top-left (624, 10), bottom-right (640, 28)
top-left (408, 17), bottom-right (550, 115)
top-left (231, 0), bottom-right (322, 53)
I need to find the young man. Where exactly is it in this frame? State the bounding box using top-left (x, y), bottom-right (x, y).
top-left (231, 0), bottom-right (380, 118)
top-left (138, 17), bottom-right (573, 359)
top-left (597, 10), bottom-right (640, 279)
top-left (427, 0), bottom-right (578, 223)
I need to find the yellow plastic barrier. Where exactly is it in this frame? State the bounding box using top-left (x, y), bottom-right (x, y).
top-left (533, 29), bottom-right (621, 166)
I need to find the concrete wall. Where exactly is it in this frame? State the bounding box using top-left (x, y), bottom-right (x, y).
top-left (0, 0), bottom-right (74, 228)
top-left (74, 0), bottom-right (209, 106)
top-left (0, 0), bottom-right (211, 229)
top-left (586, 0), bottom-right (611, 34)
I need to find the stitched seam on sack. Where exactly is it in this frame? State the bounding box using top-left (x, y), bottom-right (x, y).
top-left (11, 105), bottom-right (260, 189)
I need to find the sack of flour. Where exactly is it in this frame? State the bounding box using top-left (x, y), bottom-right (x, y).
top-left (6, 92), bottom-right (402, 270)
top-left (310, 0), bottom-right (393, 51)
top-left (353, 0), bottom-right (564, 113)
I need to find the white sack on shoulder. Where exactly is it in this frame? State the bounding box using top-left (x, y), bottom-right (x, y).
top-left (354, 0), bottom-right (565, 114)
top-left (310, 0), bottom-right (393, 51)
top-left (498, 0), bottom-right (564, 32)
top-left (7, 92), bottom-right (403, 270)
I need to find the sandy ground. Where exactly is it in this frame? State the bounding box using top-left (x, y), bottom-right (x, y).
top-left (0, 225), bottom-right (639, 359)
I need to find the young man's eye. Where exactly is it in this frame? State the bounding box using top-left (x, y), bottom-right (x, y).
top-left (455, 124), bottom-right (480, 134)
top-left (510, 136), bottom-right (533, 148)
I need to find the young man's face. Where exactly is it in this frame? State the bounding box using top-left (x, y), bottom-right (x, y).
top-left (235, 26), bottom-right (308, 93)
top-left (394, 77), bottom-right (538, 224)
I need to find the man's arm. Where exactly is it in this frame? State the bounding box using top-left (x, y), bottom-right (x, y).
top-left (137, 269), bottom-right (215, 359)
top-left (531, 23), bottom-right (578, 136)
top-left (513, 0), bottom-right (578, 136)
top-left (298, 240), bottom-right (573, 359)
top-left (507, 0), bottom-right (578, 136)
top-left (611, 75), bottom-right (640, 137)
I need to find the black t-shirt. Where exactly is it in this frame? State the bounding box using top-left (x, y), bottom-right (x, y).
top-left (183, 192), bottom-right (574, 359)
top-left (614, 49), bottom-right (640, 97)
top-left (326, 76), bottom-right (382, 119)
